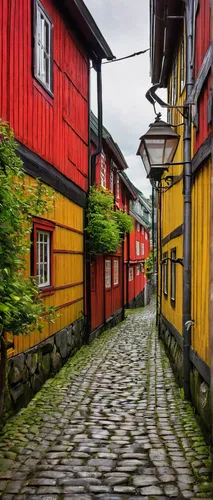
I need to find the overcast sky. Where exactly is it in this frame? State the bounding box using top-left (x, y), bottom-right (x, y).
top-left (84, 0), bottom-right (156, 199)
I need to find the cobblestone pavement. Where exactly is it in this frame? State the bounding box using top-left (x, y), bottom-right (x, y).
top-left (0, 304), bottom-right (212, 500)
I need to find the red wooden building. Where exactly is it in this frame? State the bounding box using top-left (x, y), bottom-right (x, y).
top-left (89, 112), bottom-right (151, 339)
top-left (0, 0), bottom-right (114, 411)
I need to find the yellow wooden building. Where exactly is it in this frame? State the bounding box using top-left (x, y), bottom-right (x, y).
top-left (148, 0), bottom-right (212, 437)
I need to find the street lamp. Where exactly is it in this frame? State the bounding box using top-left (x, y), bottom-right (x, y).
top-left (136, 113), bottom-right (180, 181)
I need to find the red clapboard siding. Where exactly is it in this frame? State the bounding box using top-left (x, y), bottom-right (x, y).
top-left (0, 0), bottom-right (89, 193)
top-left (195, 0), bottom-right (211, 78)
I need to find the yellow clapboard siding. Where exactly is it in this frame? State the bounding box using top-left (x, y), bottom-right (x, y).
top-left (191, 159), bottom-right (210, 365)
top-left (9, 175), bottom-right (84, 358)
top-left (161, 235), bottom-right (183, 335)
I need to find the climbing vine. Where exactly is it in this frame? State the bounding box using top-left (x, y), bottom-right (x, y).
top-left (0, 121), bottom-right (56, 420)
top-left (86, 185), bottom-right (133, 254)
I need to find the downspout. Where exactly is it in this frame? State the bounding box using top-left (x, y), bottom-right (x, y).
top-left (151, 184), bottom-right (156, 313)
top-left (85, 60), bottom-right (103, 344)
top-left (122, 238), bottom-right (125, 321)
top-left (183, 0), bottom-right (194, 400)
top-left (126, 231), bottom-right (130, 308)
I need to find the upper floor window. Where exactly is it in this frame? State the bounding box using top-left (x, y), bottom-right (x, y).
top-left (137, 223), bottom-right (140, 232)
top-left (142, 226), bottom-right (144, 235)
top-left (116, 174), bottom-right (120, 199)
top-left (136, 241), bottom-right (140, 256)
top-left (100, 151), bottom-right (106, 188)
top-left (110, 168), bottom-right (114, 193)
top-left (145, 231), bottom-right (148, 240)
top-left (35, 1), bottom-right (53, 94)
top-left (141, 243), bottom-right (144, 256)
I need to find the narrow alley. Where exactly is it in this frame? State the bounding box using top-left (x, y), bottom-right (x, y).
top-left (0, 305), bottom-right (212, 500)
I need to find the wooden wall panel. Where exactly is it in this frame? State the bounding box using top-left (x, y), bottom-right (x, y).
top-left (0, 0), bottom-right (89, 193)
top-left (191, 159), bottom-right (210, 365)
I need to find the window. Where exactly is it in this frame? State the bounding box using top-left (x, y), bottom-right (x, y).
top-left (136, 265), bottom-right (140, 276)
top-left (32, 218), bottom-right (55, 291)
top-left (136, 241), bottom-right (140, 256)
top-left (171, 248), bottom-right (176, 304)
top-left (35, 1), bottom-right (53, 93)
top-left (163, 252), bottom-right (168, 296)
top-left (129, 267), bottom-right (133, 282)
top-left (180, 34), bottom-right (185, 94)
top-left (113, 259), bottom-right (119, 286)
top-left (142, 226), bottom-right (144, 235)
top-left (145, 231), bottom-right (148, 240)
top-left (137, 223), bottom-right (140, 232)
top-left (141, 263), bottom-right (144, 273)
top-left (100, 151), bottom-right (106, 188)
top-left (110, 168), bottom-right (114, 193)
top-left (105, 259), bottom-right (111, 289)
top-left (141, 243), bottom-right (144, 256)
top-left (116, 173), bottom-right (120, 199)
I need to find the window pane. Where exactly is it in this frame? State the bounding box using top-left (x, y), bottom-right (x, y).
top-left (36, 230), bottom-right (50, 287)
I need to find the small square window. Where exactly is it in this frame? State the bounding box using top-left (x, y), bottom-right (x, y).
top-left (34, 1), bottom-right (53, 93)
top-left (113, 259), bottom-right (119, 286)
top-left (105, 259), bottom-right (111, 289)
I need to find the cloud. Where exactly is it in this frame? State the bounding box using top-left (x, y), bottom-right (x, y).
top-left (85, 0), bottom-right (166, 198)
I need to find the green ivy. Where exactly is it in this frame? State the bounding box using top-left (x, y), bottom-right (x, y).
top-left (0, 121), bottom-right (56, 418)
top-left (86, 185), bottom-right (133, 254)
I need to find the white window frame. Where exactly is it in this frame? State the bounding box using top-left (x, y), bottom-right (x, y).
top-left (141, 243), bottom-right (144, 256)
top-left (141, 226), bottom-right (144, 235)
top-left (105, 259), bottom-right (111, 289)
top-left (100, 150), bottom-right (106, 188)
top-left (129, 267), bottom-right (133, 282)
top-left (35, 1), bottom-right (53, 93)
top-left (136, 264), bottom-right (140, 276)
top-left (145, 231), bottom-right (148, 240)
top-left (141, 263), bottom-right (144, 273)
top-left (137, 222), bottom-right (140, 232)
top-left (113, 259), bottom-right (119, 286)
top-left (116, 173), bottom-right (120, 199)
top-left (110, 167), bottom-right (114, 193)
top-left (36, 230), bottom-right (51, 287)
top-left (136, 241), bottom-right (140, 256)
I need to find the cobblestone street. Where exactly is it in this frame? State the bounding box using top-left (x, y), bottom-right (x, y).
top-left (0, 304), bottom-right (212, 500)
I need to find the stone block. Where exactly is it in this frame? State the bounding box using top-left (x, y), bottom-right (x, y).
top-left (51, 346), bottom-right (62, 373)
top-left (23, 382), bottom-right (34, 405)
top-left (42, 353), bottom-right (51, 378)
top-left (55, 329), bottom-right (69, 359)
top-left (31, 374), bottom-right (43, 393)
top-left (9, 383), bottom-right (24, 408)
top-left (8, 354), bottom-right (25, 385)
top-left (38, 337), bottom-right (54, 354)
top-left (26, 352), bottom-right (38, 375)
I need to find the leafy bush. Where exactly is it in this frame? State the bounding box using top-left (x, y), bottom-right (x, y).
top-left (86, 186), bottom-right (133, 254)
top-left (0, 121), bottom-right (56, 418)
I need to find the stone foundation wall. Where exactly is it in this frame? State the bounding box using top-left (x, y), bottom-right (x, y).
top-left (89, 308), bottom-right (124, 344)
top-left (159, 316), bottom-right (211, 440)
top-left (4, 317), bottom-right (85, 419)
top-left (128, 283), bottom-right (151, 310)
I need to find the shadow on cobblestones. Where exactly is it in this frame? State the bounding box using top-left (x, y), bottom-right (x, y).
top-left (0, 301), bottom-right (212, 499)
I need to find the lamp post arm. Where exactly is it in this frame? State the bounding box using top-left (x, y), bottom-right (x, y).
top-left (146, 84), bottom-right (189, 118)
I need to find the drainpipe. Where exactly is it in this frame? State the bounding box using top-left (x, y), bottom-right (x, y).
top-left (182, 0), bottom-right (194, 400)
top-left (158, 182), bottom-right (162, 336)
top-left (85, 60), bottom-right (103, 344)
